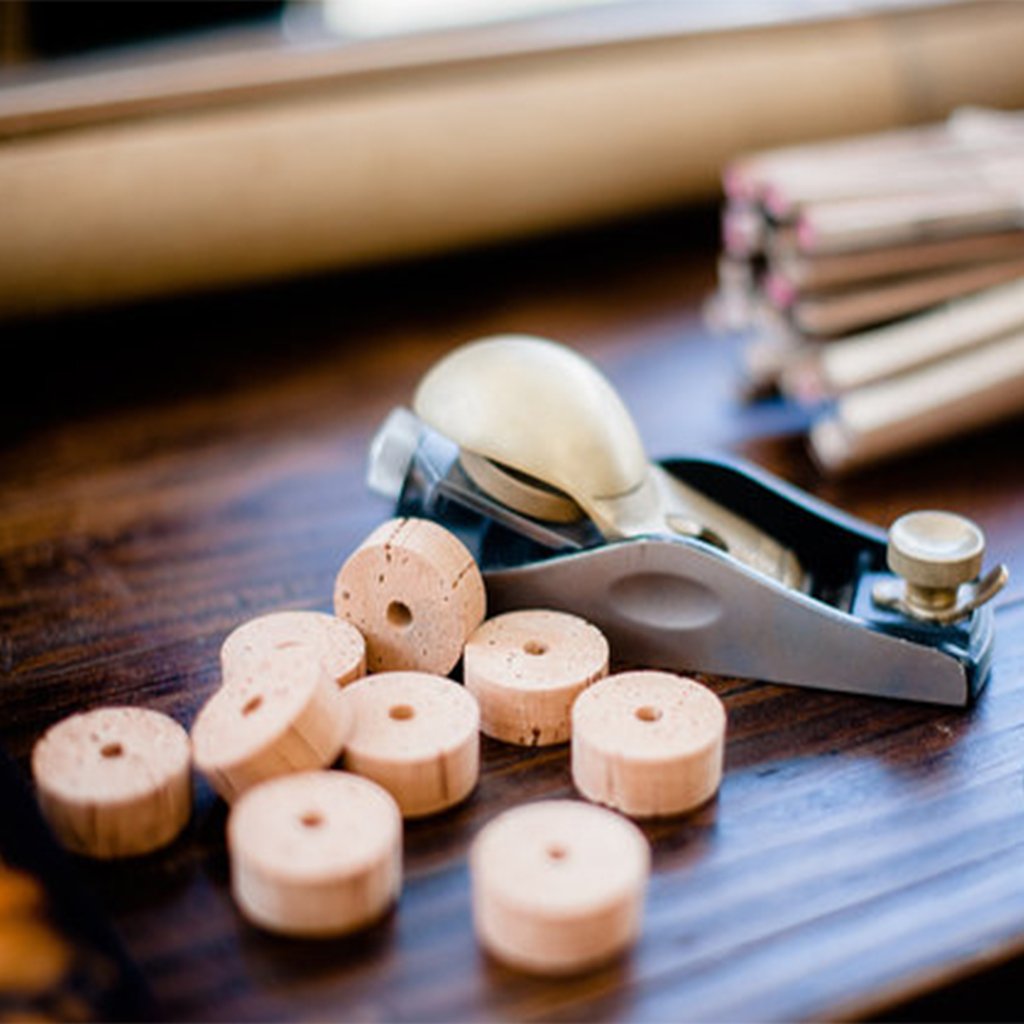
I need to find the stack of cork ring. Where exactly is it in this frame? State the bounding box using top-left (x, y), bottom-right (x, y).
top-left (29, 515), bottom-right (728, 976)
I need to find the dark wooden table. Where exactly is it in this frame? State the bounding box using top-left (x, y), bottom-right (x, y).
top-left (3, 207), bottom-right (1024, 1022)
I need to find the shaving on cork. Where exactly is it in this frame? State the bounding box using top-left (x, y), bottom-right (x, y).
top-left (334, 517), bottom-right (486, 675)
top-left (463, 609), bottom-right (609, 746)
top-left (339, 671), bottom-right (480, 818)
top-left (571, 670), bottom-right (726, 818)
top-left (192, 611), bottom-right (365, 803)
top-left (470, 799), bottom-right (650, 975)
top-left (32, 706), bottom-right (191, 858)
top-left (228, 770), bottom-right (402, 937)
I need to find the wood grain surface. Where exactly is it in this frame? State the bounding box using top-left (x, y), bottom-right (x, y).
top-left (2, 207), bottom-right (1024, 1021)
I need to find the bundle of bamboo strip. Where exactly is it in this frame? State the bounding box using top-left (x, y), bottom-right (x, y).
top-left (709, 107), bottom-right (1024, 475)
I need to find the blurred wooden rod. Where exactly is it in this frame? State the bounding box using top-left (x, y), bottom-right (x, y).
top-left (796, 189), bottom-right (1024, 254)
top-left (723, 121), bottom-right (947, 202)
top-left (725, 106), bottom-right (1024, 205)
top-left (782, 277), bottom-right (1024, 400)
top-left (766, 147), bottom-right (1024, 218)
top-left (769, 229), bottom-right (1024, 291)
top-left (808, 329), bottom-right (1024, 474)
top-left (788, 256), bottom-right (1024, 337)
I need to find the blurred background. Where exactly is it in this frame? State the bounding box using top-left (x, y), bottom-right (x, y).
top-left (2, 0), bottom-right (1024, 467)
top-left (3, 0), bottom-right (1024, 319)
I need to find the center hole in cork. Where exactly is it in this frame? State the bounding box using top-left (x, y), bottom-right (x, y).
top-left (523, 639), bottom-right (548, 656)
top-left (545, 843), bottom-right (569, 863)
top-left (389, 704), bottom-right (415, 721)
top-left (387, 601), bottom-right (413, 629)
top-left (100, 742), bottom-right (123, 759)
top-left (299, 811), bottom-right (323, 829)
top-left (635, 705), bottom-right (662, 723)
top-left (241, 695), bottom-right (263, 716)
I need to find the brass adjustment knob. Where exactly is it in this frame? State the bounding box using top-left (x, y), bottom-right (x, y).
top-left (887, 511), bottom-right (984, 611)
top-left (875, 510), bottom-right (1008, 623)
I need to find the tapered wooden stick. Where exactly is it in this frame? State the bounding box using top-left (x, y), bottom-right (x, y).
top-left (809, 329), bottom-right (1024, 474)
top-left (783, 277), bottom-right (1024, 400)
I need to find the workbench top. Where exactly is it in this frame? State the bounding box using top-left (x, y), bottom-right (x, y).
top-left (3, 208), bottom-right (1023, 1022)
